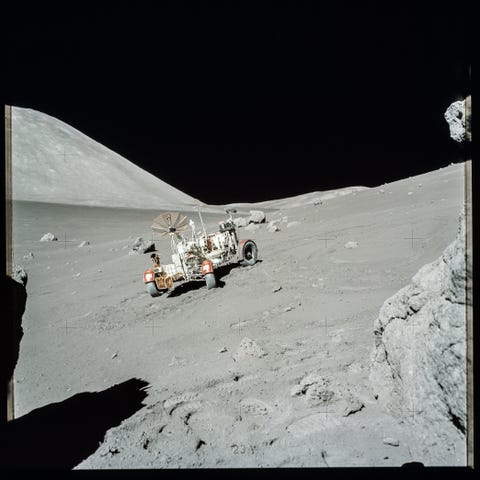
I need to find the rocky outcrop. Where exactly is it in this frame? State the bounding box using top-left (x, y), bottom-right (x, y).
top-left (370, 210), bottom-right (469, 464)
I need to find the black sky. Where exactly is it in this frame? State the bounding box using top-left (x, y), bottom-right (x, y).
top-left (5, 2), bottom-right (471, 204)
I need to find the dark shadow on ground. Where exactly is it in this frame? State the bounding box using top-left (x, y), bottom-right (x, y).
top-left (1, 378), bottom-right (149, 469)
top-left (2, 275), bottom-right (150, 470)
top-left (167, 262), bottom-right (240, 297)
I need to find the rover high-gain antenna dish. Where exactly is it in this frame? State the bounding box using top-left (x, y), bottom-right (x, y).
top-left (151, 212), bottom-right (189, 238)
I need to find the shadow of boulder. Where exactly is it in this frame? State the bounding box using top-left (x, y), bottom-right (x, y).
top-left (1, 378), bottom-right (149, 469)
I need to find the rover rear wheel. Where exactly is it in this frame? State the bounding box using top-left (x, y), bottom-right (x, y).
top-left (205, 272), bottom-right (217, 290)
top-left (146, 282), bottom-right (162, 297)
top-left (240, 240), bottom-right (258, 266)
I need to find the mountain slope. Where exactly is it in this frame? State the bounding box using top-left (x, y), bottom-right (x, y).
top-left (11, 107), bottom-right (196, 209)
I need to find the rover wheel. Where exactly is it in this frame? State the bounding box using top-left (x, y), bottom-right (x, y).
top-left (146, 282), bottom-right (162, 297)
top-left (205, 272), bottom-right (217, 290)
top-left (240, 240), bottom-right (258, 266)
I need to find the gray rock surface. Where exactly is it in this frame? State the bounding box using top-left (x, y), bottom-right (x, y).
top-left (370, 211), bottom-right (468, 463)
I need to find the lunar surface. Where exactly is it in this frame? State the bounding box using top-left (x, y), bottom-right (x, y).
top-left (9, 108), bottom-right (468, 468)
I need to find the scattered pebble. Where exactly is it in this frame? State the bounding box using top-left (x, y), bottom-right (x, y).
top-left (219, 346), bottom-right (228, 353)
top-left (407, 191), bottom-right (413, 196)
top-left (273, 285), bottom-right (282, 293)
top-left (111, 353), bottom-right (118, 359)
top-left (284, 306), bottom-right (293, 312)
top-left (383, 437), bottom-right (400, 447)
top-left (344, 241), bottom-right (358, 249)
top-left (78, 241), bottom-right (90, 248)
top-left (418, 183), bottom-right (423, 188)
top-left (23, 252), bottom-right (34, 261)
top-left (379, 189), bottom-right (385, 194)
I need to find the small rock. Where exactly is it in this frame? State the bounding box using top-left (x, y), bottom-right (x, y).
top-left (407, 191), bottom-right (413, 196)
top-left (284, 306), bottom-right (293, 312)
top-left (383, 437), bottom-right (400, 447)
top-left (23, 252), bottom-right (34, 261)
top-left (111, 353), bottom-right (118, 359)
top-left (219, 346), bottom-right (228, 353)
top-left (129, 237), bottom-right (155, 254)
top-left (233, 217), bottom-right (248, 228)
top-left (273, 285), bottom-right (282, 293)
top-left (342, 396), bottom-right (365, 417)
top-left (344, 241), bottom-right (358, 249)
top-left (12, 265), bottom-right (28, 286)
top-left (235, 337), bottom-right (267, 359)
top-left (248, 210), bottom-right (266, 224)
top-left (78, 241), bottom-right (90, 248)
top-left (379, 189), bottom-right (385, 194)
top-left (418, 183), bottom-right (423, 188)
top-left (287, 221), bottom-right (300, 228)
top-left (281, 216), bottom-right (289, 223)
top-left (267, 221), bottom-right (280, 233)
top-left (72, 273), bottom-right (81, 277)
top-left (40, 233), bottom-right (57, 242)
top-left (313, 199), bottom-right (322, 206)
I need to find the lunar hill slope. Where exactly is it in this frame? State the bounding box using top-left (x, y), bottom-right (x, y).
top-left (10, 156), bottom-right (467, 466)
top-left (11, 106), bottom-right (196, 209)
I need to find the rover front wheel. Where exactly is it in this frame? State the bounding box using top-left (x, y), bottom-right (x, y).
top-left (240, 240), bottom-right (258, 266)
top-left (146, 282), bottom-right (162, 297)
top-left (205, 272), bottom-right (217, 290)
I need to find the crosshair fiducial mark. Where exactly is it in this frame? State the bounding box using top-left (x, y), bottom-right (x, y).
top-left (55, 146), bottom-right (79, 163)
top-left (318, 403), bottom-right (333, 419)
top-left (323, 317), bottom-right (331, 338)
top-left (62, 232), bottom-right (77, 249)
top-left (404, 230), bottom-right (423, 248)
top-left (145, 319), bottom-right (162, 335)
top-left (62, 318), bottom-right (82, 335)
top-left (318, 233), bottom-right (335, 248)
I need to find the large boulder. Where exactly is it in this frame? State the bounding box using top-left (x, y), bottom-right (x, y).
top-left (369, 211), bottom-right (470, 464)
top-left (444, 97), bottom-right (471, 143)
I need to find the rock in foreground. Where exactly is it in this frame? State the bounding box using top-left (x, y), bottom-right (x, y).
top-left (370, 211), bottom-right (469, 464)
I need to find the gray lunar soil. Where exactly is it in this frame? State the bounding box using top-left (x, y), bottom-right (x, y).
top-left (11, 161), bottom-right (467, 468)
